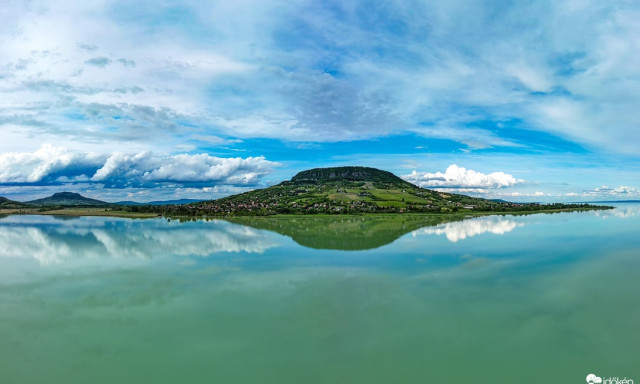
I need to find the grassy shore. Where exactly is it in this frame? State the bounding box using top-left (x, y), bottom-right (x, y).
top-left (1, 205), bottom-right (611, 220)
top-left (0, 208), bottom-right (160, 219)
top-left (247, 206), bottom-right (610, 218)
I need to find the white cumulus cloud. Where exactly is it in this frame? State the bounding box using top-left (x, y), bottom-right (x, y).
top-left (402, 165), bottom-right (524, 189)
top-left (0, 144), bottom-right (278, 188)
top-left (0, 144), bottom-right (104, 183)
top-left (93, 152), bottom-right (276, 186)
top-left (582, 185), bottom-right (639, 199)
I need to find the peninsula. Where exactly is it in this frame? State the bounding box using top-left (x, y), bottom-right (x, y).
top-left (140, 166), bottom-right (609, 216)
top-left (0, 167), bottom-right (611, 218)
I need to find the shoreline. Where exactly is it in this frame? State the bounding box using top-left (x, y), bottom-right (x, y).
top-left (0, 208), bottom-right (160, 219)
top-left (1, 205), bottom-right (612, 220)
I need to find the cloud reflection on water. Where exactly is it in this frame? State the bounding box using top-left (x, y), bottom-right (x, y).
top-left (595, 204), bottom-right (640, 219)
top-left (0, 216), bottom-right (279, 265)
top-left (412, 216), bottom-right (524, 242)
top-left (0, 214), bottom-right (531, 267)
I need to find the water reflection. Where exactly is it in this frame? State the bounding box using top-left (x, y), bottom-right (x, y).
top-left (0, 209), bottom-right (623, 266)
top-left (412, 216), bottom-right (524, 242)
top-left (225, 215), bottom-right (469, 250)
top-left (0, 208), bottom-right (639, 383)
top-left (595, 203), bottom-right (640, 219)
top-left (0, 216), bottom-right (279, 265)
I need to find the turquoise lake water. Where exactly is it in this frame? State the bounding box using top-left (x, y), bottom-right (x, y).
top-left (1, 205), bottom-right (639, 383)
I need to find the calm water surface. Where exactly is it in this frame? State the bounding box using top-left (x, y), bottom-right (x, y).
top-left (1, 205), bottom-right (639, 383)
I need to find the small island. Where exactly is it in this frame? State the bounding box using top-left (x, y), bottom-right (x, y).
top-left (1, 166), bottom-right (612, 218)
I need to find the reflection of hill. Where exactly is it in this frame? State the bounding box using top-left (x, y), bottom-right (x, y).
top-left (0, 213), bottom-right (538, 266)
top-left (225, 215), bottom-right (469, 250)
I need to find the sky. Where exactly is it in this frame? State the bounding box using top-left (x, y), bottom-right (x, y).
top-left (1, 0), bottom-right (639, 203)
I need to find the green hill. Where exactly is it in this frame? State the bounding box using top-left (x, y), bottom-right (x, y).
top-left (0, 197), bottom-right (31, 209)
top-left (185, 166), bottom-right (473, 215)
top-left (26, 192), bottom-right (110, 207)
top-left (149, 166), bottom-right (593, 216)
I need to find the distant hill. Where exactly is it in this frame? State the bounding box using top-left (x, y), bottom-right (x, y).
top-left (116, 199), bottom-right (206, 206)
top-left (0, 197), bottom-right (31, 209)
top-left (26, 192), bottom-right (110, 207)
top-left (149, 166), bottom-right (594, 216)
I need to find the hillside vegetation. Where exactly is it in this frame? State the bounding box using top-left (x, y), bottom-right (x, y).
top-left (148, 166), bottom-right (602, 216)
top-left (0, 197), bottom-right (31, 209)
top-left (25, 192), bottom-right (110, 207)
top-left (2, 167), bottom-right (610, 217)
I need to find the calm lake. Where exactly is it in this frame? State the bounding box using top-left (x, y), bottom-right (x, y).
top-left (1, 205), bottom-right (639, 383)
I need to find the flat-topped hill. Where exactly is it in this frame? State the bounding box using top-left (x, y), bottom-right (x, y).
top-left (291, 166), bottom-right (412, 186)
top-left (26, 192), bottom-right (110, 207)
top-left (144, 165), bottom-right (600, 216)
top-left (2, 168), bottom-right (610, 217)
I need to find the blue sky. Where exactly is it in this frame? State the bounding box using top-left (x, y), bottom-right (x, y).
top-left (1, 0), bottom-right (639, 202)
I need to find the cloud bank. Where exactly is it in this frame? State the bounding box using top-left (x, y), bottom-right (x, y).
top-left (581, 186), bottom-right (639, 199)
top-left (1, 1), bottom-right (639, 200)
top-left (2, 0), bottom-right (640, 153)
top-left (0, 145), bottom-right (278, 188)
top-left (402, 165), bottom-right (524, 189)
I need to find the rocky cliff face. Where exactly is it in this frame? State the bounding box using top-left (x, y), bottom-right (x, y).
top-left (291, 166), bottom-right (410, 185)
